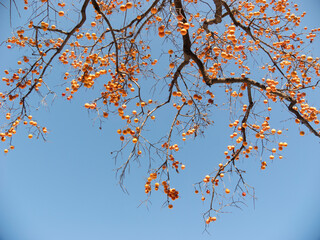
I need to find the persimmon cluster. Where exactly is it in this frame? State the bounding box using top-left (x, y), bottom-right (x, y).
top-left (144, 171), bottom-right (180, 209)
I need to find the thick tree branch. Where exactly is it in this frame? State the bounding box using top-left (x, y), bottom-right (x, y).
top-left (212, 0), bottom-right (223, 24)
top-left (209, 77), bottom-right (320, 138)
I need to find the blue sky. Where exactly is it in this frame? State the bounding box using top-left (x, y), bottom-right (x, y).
top-left (0, 1), bottom-right (320, 240)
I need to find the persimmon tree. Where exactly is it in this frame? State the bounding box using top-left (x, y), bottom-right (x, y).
top-left (1, 0), bottom-right (320, 225)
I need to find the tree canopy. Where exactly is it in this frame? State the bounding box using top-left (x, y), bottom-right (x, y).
top-left (1, 0), bottom-right (320, 225)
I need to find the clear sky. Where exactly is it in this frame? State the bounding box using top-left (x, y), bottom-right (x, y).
top-left (0, 1), bottom-right (320, 240)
